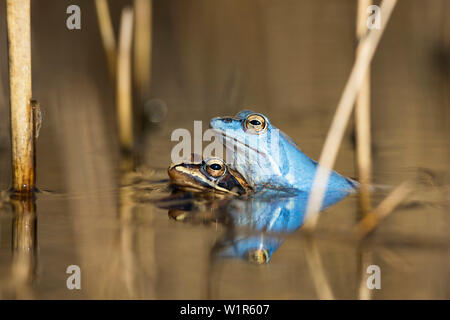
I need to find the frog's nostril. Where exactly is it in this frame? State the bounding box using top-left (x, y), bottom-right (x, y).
top-left (222, 117), bottom-right (233, 123)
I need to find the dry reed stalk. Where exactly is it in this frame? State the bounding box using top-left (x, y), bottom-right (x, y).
top-left (356, 0), bottom-right (373, 215)
top-left (7, 0), bottom-right (34, 194)
top-left (303, 0), bottom-right (398, 231)
top-left (117, 8), bottom-right (135, 153)
top-left (353, 181), bottom-right (413, 238)
top-left (355, 0), bottom-right (374, 290)
top-left (95, 0), bottom-right (117, 80)
top-left (134, 0), bottom-right (153, 100)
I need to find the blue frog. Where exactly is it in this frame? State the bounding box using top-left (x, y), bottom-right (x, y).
top-left (210, 110), bottom-right (357, 198)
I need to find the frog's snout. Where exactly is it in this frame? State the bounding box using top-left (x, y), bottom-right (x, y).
top-left (210, 116), bottom-right (240, 130)
top-left (209, 117), bottom-right (221, 128)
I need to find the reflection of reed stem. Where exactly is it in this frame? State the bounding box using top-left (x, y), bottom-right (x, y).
top-left (118, 176), bottom-right (138, 297)
top-left (7, 0), bottom-right (34, 193)
top-left (95, 0), bottom-right (117, 80)
top-left (355, 0), bottom-right (373, 215)
top-left (11, 197), bottom-right (37, 298)
top-left (12, 197), bottom-right (36, 253)
top-left (117, 8), bottom-right (135, 154)
top-left (134, 0), bottom-right (153, 100)
top-left (304, 0), bottom-right (398, 231)
top-left (357, 247), bottom-right (373, 300)
top-left (303, 236), bottom-right (335, 299)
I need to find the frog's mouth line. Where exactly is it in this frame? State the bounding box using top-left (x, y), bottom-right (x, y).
top-left (212, 129), bottom-right (267, 158)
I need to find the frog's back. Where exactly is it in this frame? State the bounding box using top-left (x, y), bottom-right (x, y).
top-left (278, 130), bottom-right (357, 194)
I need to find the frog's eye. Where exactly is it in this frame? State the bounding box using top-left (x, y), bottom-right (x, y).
top-left (204, 159), bottom-right (226, 178)
top-left (247, 248), bottom-right (269, 265)
top-left (244, 114), bottom-right (267, 134)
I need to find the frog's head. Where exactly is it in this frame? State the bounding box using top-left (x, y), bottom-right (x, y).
top-left (168, 155), bottom-right (251, 196)
top-left (210, 110), bottom-right (271, 155)
top-left (210, 110), bottom-right (301, 189)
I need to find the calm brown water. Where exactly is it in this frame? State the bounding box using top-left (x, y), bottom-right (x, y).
top-left (0, 0), bottom-right (449, 299)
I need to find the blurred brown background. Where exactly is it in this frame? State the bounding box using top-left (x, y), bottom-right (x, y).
top-left (0, 0), bottom-right (449, 299)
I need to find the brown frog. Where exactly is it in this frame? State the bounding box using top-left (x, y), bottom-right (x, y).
top-left (168, 156), bottom-right (252, 196)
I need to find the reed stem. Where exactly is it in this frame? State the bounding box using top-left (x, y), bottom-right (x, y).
top-left (303, 0), bottom-right (397, 231)
top-left (117, 8), bottom-right (134, 154)
top-left (95, 0), bottom-right (117, 80)
top-left (134, 0), bottom-right (153, 100)
top-left (7, 0), bottom-right (34, 194)
top-left (356, 0), bottom-right (373, 215)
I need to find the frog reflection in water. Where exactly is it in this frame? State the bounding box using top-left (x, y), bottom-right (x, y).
top-left (213, 190), bottom-right (345, 264)
top-left (210, 110), bottom-right (358, 196)
top-left (167, 156), bottom-right (349, 264)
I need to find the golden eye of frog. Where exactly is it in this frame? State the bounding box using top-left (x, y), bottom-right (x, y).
top-left (168, 156), bottom-right (252, 196)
